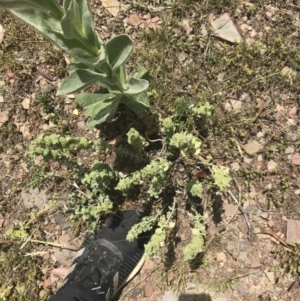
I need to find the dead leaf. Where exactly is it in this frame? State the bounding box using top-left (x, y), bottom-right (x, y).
top-left (252, 99), bottom-right (264, 122)
top-left (128, 14), bottom-right (141, 26)
top-left (101, 0), bottom-right (129, 17)
top-left (107, 135), bottom-right (122, 146)
top-left (292, 153), bottom-right (300, 165)
top-left (50, 267), bottom-right (70, 279)
top-left (37, 66), bottom-right (54, 81)
top-left (281, 66), bottom-right (296, 77)
top-left (289, 106), bottom-right (298, 120)
top-left (63, 55), bottom-right (70, 65)
top-left (211, 13), bottom-right (242, 43)
top-left (182, 19), bottom-right (193, 36)
top-left (275, 104), bottom-right (286, 113)
top-left (6, 69), bottom-right (14, 78)
top-left (14, 118), bottom-right (32, 139)
top-left (212, 157), bottom-right (234, 164)
top-left (43, 278), bottom-right (52, 288)
top-left (0, 110), bottom-right (9, 126)
top-left (243, 140), bottom-right (263, 155)
top-left (21, 97), bottom-right (30, 110)
top-left (143, 17), bottom-right (162, 31)
top-left (194, 170), bottom-right (209, 179)
top-left (151, 16), bottom-right (160, 23)
top-left (21, 187), bottom-right (48, 210)
top-left (0, 24), bottom-right (4, 44)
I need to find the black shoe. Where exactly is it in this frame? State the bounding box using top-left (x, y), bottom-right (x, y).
top-left (62, 210), bottom-right (150, 301)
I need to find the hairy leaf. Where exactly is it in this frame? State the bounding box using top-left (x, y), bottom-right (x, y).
top-left (57, 69), bottom-right (106, 95)
top-left (76, 92), bottom-right (121, 128)
top-left (62, 0), bottom-right (100, 51)
top-left (127, 128), bottom-right (148, 151)
top-left (11, 8), bottom-right (105, 65)
top-left (132, 65), bottom-right (148, 79)
top-left (120, 93), bottom-right (149, 113)
top-left (0, 0), bottom-right (63, 20)
top-left (124, 77), bottom-right (149, 95)
top-left (106, 34), bottom-right (133, 71)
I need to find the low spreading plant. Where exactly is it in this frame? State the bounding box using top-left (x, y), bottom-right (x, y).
top-left (28, 134), bottom-right (91, 163)
top-left (73, 160), bottom-right (116, 220)
top-left (26, 104), bottom-right (229, 262)
top-left (118, 119), bottom-right (231, 261)
top-left (0, 0), bottom-right (150, 128)
top-left (115, 158), bottom-right (170, 199)
top-left (127, 127), bottom-right (149, 153)
top-left (182, 209), bottom-right (206, 261)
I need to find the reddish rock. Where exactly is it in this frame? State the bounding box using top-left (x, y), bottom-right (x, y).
top-left (287, 219), bottom-right (300, 243)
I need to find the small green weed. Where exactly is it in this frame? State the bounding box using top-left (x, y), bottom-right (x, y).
top-left (37, 93), bottom-right (62, 123)
top-left (272, 247), bottom-right (300, 279)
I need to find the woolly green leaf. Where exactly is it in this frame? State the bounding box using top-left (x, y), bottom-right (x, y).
top-left (57, 69), bottom-right (106, 95)
top-left (120, 93), bottom-right (150, 113)
top-left (124, 77), bottom-right (149, 95)
top-left (0, 0), bottom-right (63, 19)
top-left (76, 93), bottom-right (121, 128)
top-left (106, 34), bottom-right (133, 71)
top-left (11, 9), bottom-right (105, 65)
top-left (132, 65), bottom-right (148, 79)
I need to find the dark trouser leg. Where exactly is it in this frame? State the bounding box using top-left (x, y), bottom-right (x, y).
top-left (48, 283), bottom-right (99, 301)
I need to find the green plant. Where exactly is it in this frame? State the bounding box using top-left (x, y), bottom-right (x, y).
top-left (162, 117), bottom-right (174, 138)
top-left (37, 93), bottom-right (62, 123)
top-left (127, 214), bottom-right (158, 242)
top-left (144, 200), bottom-right (176, 258)
top-left (28, 134), bottom-right (92, 162)
top-left (212, 166), bottom-right (232, 191)
top-left (127, 127), bottom-right (149, 153)
top-left (192, 101), bottom-right (214, 119)
top-left (187, 180), bottom-right (203, 198)
top-left (182, 209), bottom-right (206, 261)
top-left (70, 160), bottom-right (115, 222)
top-left (170, 132), bottom-right (201, 157)
top-left (273, 247), bottom-right (300, 277)
top-left (1, 0), bottom-right (149, 128)
top-left (115, 158), bottom-right (170, 199)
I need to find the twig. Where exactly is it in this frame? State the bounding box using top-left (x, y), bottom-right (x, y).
top-left (148, 138), bottom-right (163, 143)
top-left (28, 239), bottom-right (78, 251)
top-left (230, 270), bottom-right (259, 281)
top-left (243, 71), bottom-right (281, 86)
top-left (234, 139), bottom-right (245, 158)
top-left (228, 189), bottom-right (252, 239)
top-left (20, 228), bottom-right (38, 250)
top-left (277, 109), bottom-right (300, 130)
top-left (73, 182), bottom-right (89, 197)
top-left (257, 230), bottom-right (292, 249)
